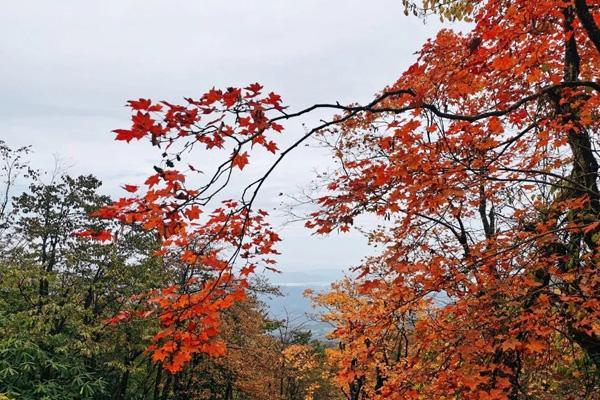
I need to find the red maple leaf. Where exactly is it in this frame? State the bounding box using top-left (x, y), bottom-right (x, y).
top-left (231, 152), bottom-right (249, 170)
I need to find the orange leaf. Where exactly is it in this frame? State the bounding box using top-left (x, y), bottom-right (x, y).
top-left (232, 152), bottom-right (250, 170)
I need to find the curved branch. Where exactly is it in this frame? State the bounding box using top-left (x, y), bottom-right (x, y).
top-left (281, 81), bottom-right (599, 123)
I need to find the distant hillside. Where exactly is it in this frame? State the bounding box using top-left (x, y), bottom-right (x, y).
top-left (259, 268), bottom-right (353, 340)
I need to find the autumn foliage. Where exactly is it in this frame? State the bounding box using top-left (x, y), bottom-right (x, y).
top-left (99, 0), bottom-right (600, 398)
top-left (94, 85), bottom-right (287, 372)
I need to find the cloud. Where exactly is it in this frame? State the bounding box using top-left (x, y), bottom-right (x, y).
top-left (1, 0), bottom-right (444, 278)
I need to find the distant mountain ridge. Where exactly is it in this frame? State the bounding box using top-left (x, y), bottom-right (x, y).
top-left (258, 269), bottom-right (344, 340)
top-left (260, 285), bottom-right (333, 340)
top-left (266, 269), bottom-right (345, 286)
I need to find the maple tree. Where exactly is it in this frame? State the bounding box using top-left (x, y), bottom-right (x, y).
top-left (98, 0), bottom-right (600, 398)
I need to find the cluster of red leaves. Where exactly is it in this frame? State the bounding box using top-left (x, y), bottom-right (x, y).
top-left (111, 83), bottom-right (283, 156)
top-left (93, 84), bottom-right (285, 372)
top-left (73, 228), bottom-right (113, 242)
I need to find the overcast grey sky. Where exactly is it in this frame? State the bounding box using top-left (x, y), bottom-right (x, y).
top-left (1, 1), bottom-right (446, 281)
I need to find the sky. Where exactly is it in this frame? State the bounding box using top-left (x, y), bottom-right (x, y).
top-left (1, 1), bottom-right (448, 283)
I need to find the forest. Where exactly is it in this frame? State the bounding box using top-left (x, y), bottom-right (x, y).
top-left (2, 0), bottom-right (600, 399)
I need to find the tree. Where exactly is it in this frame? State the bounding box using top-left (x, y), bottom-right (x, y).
top-left (306, 278), bottom-right (422, 400)
top-left (0, 170), bottom-right (166, 399)
top-left (101, 0), bottom-right (600, 398)
top-left (0, 140), bottom-right (35, 248)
